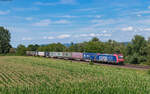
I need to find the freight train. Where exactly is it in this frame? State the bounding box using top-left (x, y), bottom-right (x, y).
top-left (26, 51), bottom-right (124, 64)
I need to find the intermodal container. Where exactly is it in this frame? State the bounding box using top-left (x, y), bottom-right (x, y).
top-left (71, 52), bottom-right (83, 59)
top-left (38, 52), bottom-right (45, 57)
top-left (54, 52), bottom-right (63, 57)
top-left (63, 52), bottom-right (72, 58)
top-left (26, 51), bottom-right (36, 56)
top-left (49, 52), bottom-right (55, 57)
top-left (45, 52), bottom-right (49, 57)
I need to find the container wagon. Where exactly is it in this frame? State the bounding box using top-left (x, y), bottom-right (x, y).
top-left (71, 52), bottom-right (83, 60)
top-left (38, 52), bottom-right (45, 57)
top-left (63, 52), bottom-right (72, 59)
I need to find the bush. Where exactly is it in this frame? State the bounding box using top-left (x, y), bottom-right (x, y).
top-left (148, 70), bottom-right (150, 75)
top-left (16, 44), bottom-right (27, 56)
top-left (138, 56), bottom-right (147, 63)
top-left (89, 61), bottom-right (94, 65)
top-left (125, 53), bottom-right (140, 64)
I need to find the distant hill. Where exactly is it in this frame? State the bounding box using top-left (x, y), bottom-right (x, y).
top-left (40, 42), bottom-right (130, 47)
top-left (63, 43), bottom-right (72, 47)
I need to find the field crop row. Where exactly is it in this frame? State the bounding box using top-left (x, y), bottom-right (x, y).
top-left (0, 56), bottom-right (150, 94)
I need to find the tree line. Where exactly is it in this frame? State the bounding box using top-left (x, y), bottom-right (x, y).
top-left (0, 26), bottom-right (150, 64)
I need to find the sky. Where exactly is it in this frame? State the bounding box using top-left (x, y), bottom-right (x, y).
top-left (0, 0), bottom-right (150, 47)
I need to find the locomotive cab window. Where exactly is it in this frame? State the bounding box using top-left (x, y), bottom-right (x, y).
top-left (118, 56), bottom-right (123, 59)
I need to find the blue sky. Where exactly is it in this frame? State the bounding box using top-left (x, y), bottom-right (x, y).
top-left (0, 0), bottom-right (150, 47)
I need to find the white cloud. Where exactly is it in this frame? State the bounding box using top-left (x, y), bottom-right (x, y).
top-left (60, 0), bottom-right (76, 4)
top-left (25, 17), bottom-right (33, 21)
top-left (34, 2), bottom-right (58, 6)
top-left (54, 20), bottom-right (71, 24)
top-left (76, 8), bottom-right (98, 12)
top-left (143, 28), bottom-right (150, 31)
top-left (59, 15), bottom-right (77, 18)
top-left (32, 19), bottom-right (71, 26)
top-left (137, 14), bottom-right (142, 17)
top-left (134, 10), bottom-right (150, 14)
top-left (95, 15), bottom-right (101, 18)
top-left (91, 19), bottom-right (102, 23)
top-left (121, 26), bottom-right (134, 31)
top-left (57, 34), bottom-right (71, 39)
top-left (33, 19), bottom-right (51, 26)
top-left (0, 10), bottom-right (10, 15)
top-left (22, 37), bottom-right (32, 41)
top-left (35, 0), bottom-right (76, 6)
top-left (43, 36), bottom-right (54, 40)
top-left (13, 7), bottom-right (39, 11)
top-left (102, 30), bottom-right (107, 33)
top-left (79, 33), bottom-right (111, 37)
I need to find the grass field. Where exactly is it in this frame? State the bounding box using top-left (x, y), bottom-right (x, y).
top-left (0, 56), bottom-right (150, 94)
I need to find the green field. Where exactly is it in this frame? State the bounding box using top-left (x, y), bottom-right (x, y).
top-left (0, 56), bottom-right (150, 94)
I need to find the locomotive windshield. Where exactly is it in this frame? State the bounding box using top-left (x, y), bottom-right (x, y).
top-left (118, 56), bottom-right (123, 59)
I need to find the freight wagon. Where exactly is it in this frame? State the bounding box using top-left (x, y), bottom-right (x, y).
top-left (63, 52), bottom-right (72, 59)
top-left (37, 52), bottom-right (45, 57)
top-left (71, 52), bottom-right (83, 60)
top-left (26, 51), bottom-right (37, 56)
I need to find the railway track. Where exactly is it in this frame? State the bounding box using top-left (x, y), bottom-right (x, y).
top-left (51, 57), bottom-right (150, 70)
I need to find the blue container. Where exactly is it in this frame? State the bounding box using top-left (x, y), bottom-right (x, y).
top-left (83, 53), bottom-right (97, 61)
top-left (96, 54), bottom-right (117, 63)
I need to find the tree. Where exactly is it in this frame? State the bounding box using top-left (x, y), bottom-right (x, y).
top-left (37, 43), bottom-right (66, 52)
top-left (27, 44), bottom-right (39, 51)
top-left (16, 44), bottom-right (27, 55)
top-left (132, 35), bottom-right (147, 56)
top-left (0, 26), bottom-right (11, 54)
top-left (9, 48), bottom-right (16, 53)
top-left (148, 37), bottom-right (150, 43)
top-left (125, 43), bottom-right (133, 56)
top-left (91, 37), bottom-right (99, 42)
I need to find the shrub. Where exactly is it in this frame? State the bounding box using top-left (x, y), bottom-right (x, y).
top-left (148, 70), bottom-right (150, 75)
top-left (138, 56), bottom-right (147, 63)
top-left (125, 53), bottom-right (140, 64)
top-left (89, 61), bottom-right (94, 65)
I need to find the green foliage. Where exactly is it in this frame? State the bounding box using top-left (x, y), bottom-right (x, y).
top-left (125, 53), bottom-right (140, 64)
top-left (38, 43), bottom-right (66, 52)
top-left (89, 61), bottom-right (94, 65)
top-left (16, 44), bottom-right (27, 55)
top-left (148, 69), bottom-right (150, 75)
top-left (0, 26), bottom-right (11, 54)
top-left (9, 48), bottom-right (16, 53)
top-left (91, 37), bottom-right (100, 42)
top-left (27, 44), bottom-right (39, 51)
top-left (132, 35), bottom-right (147, 55)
